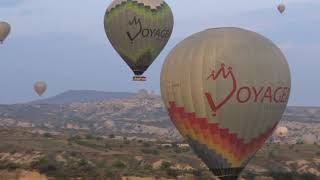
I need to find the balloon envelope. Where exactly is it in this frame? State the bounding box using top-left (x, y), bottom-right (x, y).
top-left (160, 27), bottom-right (291, 179)
top-left (302, 134), bottom-right (317, 144)
top-left (0, 21), bottom-right (11, 44)
top-left (34, 81), bottom-right (47, 96)
top-left (277, 4), bottom-right (286, 14)
top-left (104, 0), bottom-right (174, 78)
top-left (275, 126), bottom-right (288, 137)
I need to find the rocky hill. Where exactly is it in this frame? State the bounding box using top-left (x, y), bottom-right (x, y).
top-left (28, 90), bottom-right (135, 104)
top-left (0, 90), bottom-right (180, 141)
top-left (0, 89), bottom-right (319, 143)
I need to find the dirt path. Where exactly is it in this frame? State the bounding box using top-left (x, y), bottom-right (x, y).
top-left (0, 170), bottom-right (48, 180)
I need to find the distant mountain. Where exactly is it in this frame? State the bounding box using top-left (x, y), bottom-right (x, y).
top-left (283, 106), bottom-right (320, 122)
top-left (0, 91), bottom-right (179, 140)
top-left (29, 90), bottom-right (135, 105)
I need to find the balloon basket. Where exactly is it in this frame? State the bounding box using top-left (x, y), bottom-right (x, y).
top-left (133, 76), bottom-right (146, 81)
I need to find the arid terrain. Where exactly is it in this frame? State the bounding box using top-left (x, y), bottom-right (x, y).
top-left (0, 90), bottom-right (319, 180)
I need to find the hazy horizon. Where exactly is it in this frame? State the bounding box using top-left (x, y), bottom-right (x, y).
top-left (0, 0), bottom-right (319, 106)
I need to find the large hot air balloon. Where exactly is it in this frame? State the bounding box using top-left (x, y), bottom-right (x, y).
top-left (160, 27), bottom-right (291, 179)
top-left (34, 81), bottom-right (47, 96)
top-left (0, 21), bottom-right (11, 44)
top-left (277, 3), bottom-right (286, 14)
top-left (104, 0), bottom-right (174, 81)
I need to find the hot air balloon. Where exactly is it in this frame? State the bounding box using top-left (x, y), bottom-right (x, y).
top-left (274, 126), bottom-right (288, 143)
top-left (302, 134), bottom-right (317, 145)
top-left (160, 27), bottom-right (291, 179)
top-left (104, 0), bottom-right (174, 81)
top-left (34, 81), bottom-right (47, 96)
top-left (277, 3), bottom-right (286, 14)
top-left (275, 126), bottom-right (288, 137)
top-left (0, 21), bottom-right (11, 44)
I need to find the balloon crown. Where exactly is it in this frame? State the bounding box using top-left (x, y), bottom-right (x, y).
top-left (207, 63), bottom-right (233, 81)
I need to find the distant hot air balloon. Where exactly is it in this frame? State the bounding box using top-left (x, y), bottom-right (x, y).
top-left (277, 3), bottom-right (286, 14)
top-left (302, 134), bottom-right (317, 145)
top-left (34, 81), bottom-right (47, 96)
top-left (0, 21), bottom-right (11, 44)
top-left (275, 126), bottom-right (288, 137)
top-left (104, 0), bottom-right (174, 81)
top-left (160, 27), bottom-right (291, 179)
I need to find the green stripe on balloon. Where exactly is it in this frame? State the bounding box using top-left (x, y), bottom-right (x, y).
top-left (115, 46), bottom-right (159, 64)
top-left (105, 1), bottom-right (171, 23)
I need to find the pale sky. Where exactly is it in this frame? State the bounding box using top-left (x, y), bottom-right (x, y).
top-left (0, 0), bottom-right (319, 106)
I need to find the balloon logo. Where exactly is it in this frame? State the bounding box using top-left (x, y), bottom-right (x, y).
top-left (160, 27), bottom-right (291, 179)
top-left (0, 21), bottom-right (11, 44)
top-left (34, 81), bottom-right (47, 96)
top-left (205, 64), bottom-right (237, 116)
top-left (104, 0), bottom-right (174, 81)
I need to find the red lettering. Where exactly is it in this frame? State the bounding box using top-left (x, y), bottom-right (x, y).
top-left (261, 86), bottom-right (272, 103)
top-left (237, 87), bottom-right (251, 103)
top-left (280, 87), bottom-right (290, 103)
top-left (252, 87), bottom-right (264, 102)
top-left (273, 87), bottom-right (283, 103)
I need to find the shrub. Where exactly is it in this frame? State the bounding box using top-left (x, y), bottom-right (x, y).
top-left (68, 135), bottom-right (81, 142)
top-left (112, 160), bottom-right (126, 169)
top-left (174, 147), bottom-right (190, 153)
top-left (192, 169), bottom-right (202, 177)
top-left (109, 134), bottom-right (115, 139)
top-left (105, 143), bottom-right (111, 149)
top-left (96, 136), bottom-right (103, 141)
top-left (140, 148), bottom-right (160, 155)
top-left (85, 134), bottom-right (94, 139)
top-left (44, 133), bottom-right (52, 138)
top-left (36, 156), bottom-right (58, 174)
top-left (152, 149), bottom-right (160, 155)
top-left (78, 159), bottom-right (88, 166)
top-left (160, 161), bottom-right (172, 171)
top-left (166, 169), bottom-right (178, 177)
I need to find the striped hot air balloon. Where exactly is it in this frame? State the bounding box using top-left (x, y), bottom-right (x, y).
top-left (104, 0), bottom-right (174, 81)
top-left (160, 27), bottom-right (291, 179)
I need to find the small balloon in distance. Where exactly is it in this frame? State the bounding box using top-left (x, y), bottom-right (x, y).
top-left (0, 21), bottom-right (11, 44)
top-left (275, 126), bottom-right (288, 137)
top-left (277, 3), bottom-right (286, 14)
top-left (34, 81), bottom-right (47, 96)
